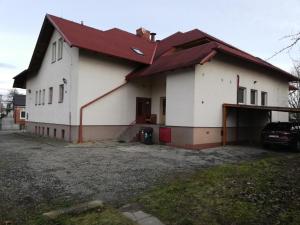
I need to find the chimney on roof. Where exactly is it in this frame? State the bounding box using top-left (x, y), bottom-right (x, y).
top-left (81, 21), bottom-right (84, 25)
top-left (136, 27), bottom-right (151, 41)
top-left (150, 32), bottom-right (156, 42)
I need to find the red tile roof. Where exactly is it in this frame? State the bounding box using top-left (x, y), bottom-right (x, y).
top-left (13, 14), bottom-right (297, 88)
top-left (47, 14), bottom-right (156, 64)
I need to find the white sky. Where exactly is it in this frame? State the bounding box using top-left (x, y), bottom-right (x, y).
top-left (0, 0), bottom-right (300, 95)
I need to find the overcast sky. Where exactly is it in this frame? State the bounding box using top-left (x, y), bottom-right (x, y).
top-left (1, 0), bottom-right (300, 95)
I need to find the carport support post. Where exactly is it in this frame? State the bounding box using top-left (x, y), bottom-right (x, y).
top-left (222, 105), bottom-right (227, 146)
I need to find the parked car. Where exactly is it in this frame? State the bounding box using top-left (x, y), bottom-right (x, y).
top-left (261, 122), bottom-right (300, 151)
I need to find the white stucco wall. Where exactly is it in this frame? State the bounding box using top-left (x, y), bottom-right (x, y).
top-left (166, 69), bottom-right (195, 126)
top-left (26, 30), bottom-right (79, 125)
top-left (194, 56), bottom-right (289, 127)
top-left (78, 51), bottom-right (151, 125)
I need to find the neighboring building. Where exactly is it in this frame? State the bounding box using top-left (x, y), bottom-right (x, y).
top-left (13, 94), bottom-right (26, 129)
top-left (13, 14), bottom-right (297, 148)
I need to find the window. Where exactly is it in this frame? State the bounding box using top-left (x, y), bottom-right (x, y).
top-left (54, 128), bottom-right (56, 138)
top-left (20, 110), bottom-right (26, 119)
top-left (35, 91), bottom-right (38, 105)
top-left (48, 87), bottom-right (53, 104)
top-left (261, 92), bottom-right (268, 106)
top-left (35, 126), bottom-right (37, 134)
top-left (38, 90), bottom-right (41, 105)
top-left (52, 42), bottom-right (56, 62)
top-left (131, 47), bottom-right (144, 55)
top-left (237, 87), bottom-right (246, 104)
top-left (42, 89), bottom-right (45, 105)
top-left (58, 84), bottom-right (64, 103)
top-left (42, 127), bottom-right (45, 136)
top-left (250, 89), bottom-right (258, 105)
top-left (47, 127), bottom-right (50, 136)
top-left (58, 38), bottom-right (63, 60)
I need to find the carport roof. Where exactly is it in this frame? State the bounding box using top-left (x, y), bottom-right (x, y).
top-left (223, 103), bottom-right (300, 113)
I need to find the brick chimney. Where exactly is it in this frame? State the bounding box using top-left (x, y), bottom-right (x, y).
top-left (136, 27), bottom-right (151, 40)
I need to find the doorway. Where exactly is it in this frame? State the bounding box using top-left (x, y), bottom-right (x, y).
top-left (160, 97), bottom-right (166, 125)
top-left (136, 97), bottom-right (151, 124)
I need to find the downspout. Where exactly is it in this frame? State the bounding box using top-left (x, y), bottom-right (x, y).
top-left (236, 75), bottom-right (240, 144)
top-left (78, 81), bottom-right (128, 143)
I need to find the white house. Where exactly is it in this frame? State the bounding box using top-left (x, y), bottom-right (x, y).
top-left (13, 14), bottom-right (297, 148)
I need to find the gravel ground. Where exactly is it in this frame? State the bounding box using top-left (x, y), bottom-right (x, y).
top-left (0, 131), bottom-right (277, 223)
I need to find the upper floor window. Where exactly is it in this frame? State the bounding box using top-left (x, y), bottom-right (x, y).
top-left (250, 89), bottom-right (258, 105)
top-left (35, 91), bottom-right (38, 105)
top-left (58, 84), bottom-right (64, 103)
top-left (237, 87), bottom-right (246, 104)
top-left (48, 87), bottom-right (53, 104)
top-left (58, 38), bottom-right (63, 60)
top-left (52, 42), bottom-right (56, 63)
top-left (42, 89), bottom-right (45, 105)
top-left (261, 91), bottom-right (268, 106)
top-left (38, 90), bottom-right (41, 105)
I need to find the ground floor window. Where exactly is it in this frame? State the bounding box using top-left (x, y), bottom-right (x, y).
top-left (47, 127), bottom-right (50, 136)
top-left (61, 129), bottom-right (65, 139)
top-left (54, 129), bottom-right (56, 138)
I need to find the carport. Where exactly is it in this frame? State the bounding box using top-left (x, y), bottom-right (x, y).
top-left (222, 103), bottom-right (300, 145)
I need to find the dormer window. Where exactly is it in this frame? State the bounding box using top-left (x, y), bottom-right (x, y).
top-left (131, 47), bottom-right (144, 56)
top-left (52, 41), bottom-right (56, 63)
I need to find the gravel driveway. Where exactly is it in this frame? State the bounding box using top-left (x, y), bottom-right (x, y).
top-left (0, 131), bottom-right (275, 222)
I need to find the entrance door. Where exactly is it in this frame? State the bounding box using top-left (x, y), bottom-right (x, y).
top-left (136, 97), bottom-right (151, 124)
top-left (160, 97), bottom-right (166, 125)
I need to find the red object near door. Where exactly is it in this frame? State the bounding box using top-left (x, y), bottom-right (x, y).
top-left (159, 127), bottom-right (171, 143)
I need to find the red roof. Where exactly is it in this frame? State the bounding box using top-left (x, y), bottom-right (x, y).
top-left (47, 15), bottom-right (156, 64)
top-left (127, 30), bottom-right (297, 81)
top-left (13, 14), bottom-right (297, 88)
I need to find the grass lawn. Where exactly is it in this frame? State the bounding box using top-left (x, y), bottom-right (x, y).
top-left (137, 154), bottom-right (300, 225)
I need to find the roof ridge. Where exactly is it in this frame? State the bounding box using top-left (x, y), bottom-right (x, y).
top-left (46, 14), bottom-right (104, 33)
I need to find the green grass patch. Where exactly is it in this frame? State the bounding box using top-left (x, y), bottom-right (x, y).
top-left (137, 154), bottom-right (300, 225)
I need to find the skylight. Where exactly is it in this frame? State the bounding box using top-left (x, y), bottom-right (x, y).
top-left (131, 47), bottom-right (144, 56)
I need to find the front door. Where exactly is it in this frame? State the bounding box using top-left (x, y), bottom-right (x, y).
top-left (136, 97), bottom-right (151, 124)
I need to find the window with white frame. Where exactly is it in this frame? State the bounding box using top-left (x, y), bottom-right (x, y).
top-left (250, 89), bottom-right (258, 105)
top-left (42, 89), bottom-right (45, 105)
top-left (58, 84), bottom-right (64, 103)
top-left (35, 91), bottom-right (38, 105)
top-left (20, 110), bottom-right (26, 119)
top-left (38, 90), bottom-right (41, 105)
top-left (261, 91), bottom-right (268, 106)
top-left (237, 87), bottom-right (246, 104)
top-left (52, 42), bottom-right (56, 63)
top-left (48, 87), bottom-right (53, 104)
top-left (58, 38), bottom-right (63, 60)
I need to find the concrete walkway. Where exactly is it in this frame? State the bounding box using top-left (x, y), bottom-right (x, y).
top-left (122, 210), bottom-right (164, 225)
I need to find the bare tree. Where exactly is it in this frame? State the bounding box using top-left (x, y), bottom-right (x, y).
top-left (267, 32), bottom-right (300, 60)
top-left (289, 61), bottom-right (300, 121)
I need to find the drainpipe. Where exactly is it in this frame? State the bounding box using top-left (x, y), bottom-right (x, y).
top-left (236, 75), bottom-right (240, 104)
top-left (236, 74), bottom-right (240, 144)
top-left (78, 81), bottom-right (128, 143)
